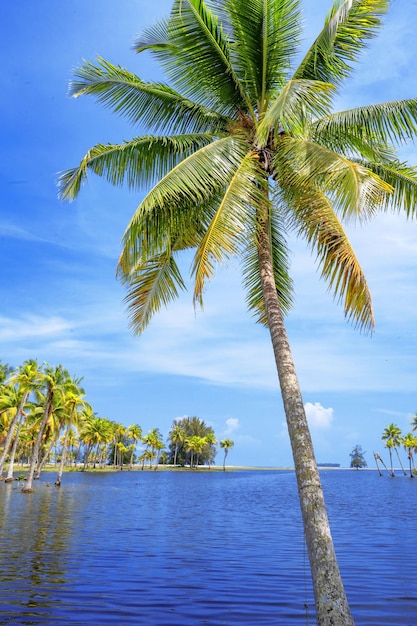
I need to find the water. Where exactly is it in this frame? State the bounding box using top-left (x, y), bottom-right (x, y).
top-left (0, 469), bottom-right (415, 625)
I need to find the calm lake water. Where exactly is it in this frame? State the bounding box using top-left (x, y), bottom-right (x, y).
top-left (0, 469), bottom-right (415, 625)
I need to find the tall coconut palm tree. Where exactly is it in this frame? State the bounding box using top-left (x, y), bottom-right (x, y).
top-left (0, 360), bottom-right (41, 479)
top-left (402, 433), bottom-right (417, 478)
top-left (126, 423), bottom-right (142, 469)
top-left (382, 423), bottom-right (404, 477)
top-left (55, 377), bottom-right (86, 486)
top-left (59, 1), bottom-right (417, 621)
top-left (169, 421), bottom-right (187, 466)
top-left (220, 438), bottom-right (234, 471)
top-left (80, 414), bottom-right (112, 469)
top-left (22, 364), bottom-right (72, 492)
top-left (204, 432), bottom-right (217, 469)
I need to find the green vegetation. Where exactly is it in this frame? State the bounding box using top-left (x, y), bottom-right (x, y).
top-left (220, 439), bottom-right (234, 471)
top-left (349, 445), bottom-right (367, 470)
top-left (167, 416), bottom-right (216, 467)
top-left (58, 1), bottom-right (417, 621)
top-left (0, 360), bottom-right (235, 483)
top-left (376, 418), bottom-right (417, 478)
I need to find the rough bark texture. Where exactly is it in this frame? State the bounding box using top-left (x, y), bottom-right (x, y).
top-left (257, 219), bottom-right (354, 625)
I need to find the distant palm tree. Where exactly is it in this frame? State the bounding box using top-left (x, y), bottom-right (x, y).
top-left (204, 432), bottom-right (217, 469)
top-left (0, 359), bottom-right (42, 479)
top-left (402, 433), bottom-right (417, 478)
top-left (169, 422), bottom-right (187, 467)
top-left (55, 378), bottom-right (86, 486)
top-left (220, 439), bottom-right (234, 471)
top-left (382, 423), bottom-right (404, 477)
top-left (22, 364), bottom-right (72, 492)
top-left (186, 436), bottom-right (206, 469)
top-left (127, 423), bottom-right (142, 469)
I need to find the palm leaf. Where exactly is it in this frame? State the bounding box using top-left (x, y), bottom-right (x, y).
top-left (151, 0), bottom-right (253, 116)
top-left (273, 136), bottom-right (393, 220)
top-left (225, 0), bottom-right (301, 106)
top-left (313, 99), bottom-right (417, 149)
top-left (294, 0), bottom-right (389, 86)
top-left (120, 136), bottom-right (249, 265)
top-left (192, 153), bottom-right (265, 305)
top-left (356, 159), bottom-right (417, 217)
top-left (57, 134), bottom-right (215, 200)
top-left (69, 57), bottom-right (230, 133)
top-left (121, 248), bottom-right (187, 334)
top-left (133, 17), bottom-right (171, 53)
top-left (287, 186), bottom-right (374, 331)
top-left (256, 79), bottom-right (335, 144)
top-left (242, 195), bottom-right (294, 324)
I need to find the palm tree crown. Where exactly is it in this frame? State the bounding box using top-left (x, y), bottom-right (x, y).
top-left (59, 0), bottom-right (417, 337)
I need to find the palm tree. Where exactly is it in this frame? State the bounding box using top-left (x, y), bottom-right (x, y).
top-left (204, 432), bottom-right (217, 469)
top-left (55, 377), bottom-right (85, 486)
top-left (382, 423), bottom-right (404, 477)
top-left (142, 428), bottom-right (164, 469)
top-left (169, 421), bottom-right (187, 466)
top-left (59, 1), bottom-right (417, 621)
top-left (80, 414), bottom-right (112, 469)
top-left (22, 364), bottom-right (72, 492)
top-left (126, 423), bottom-right (142, 469)
top-left (0, 359), bottom-right (41, 479)
top-left (220, 439), bottom-right (234, 471)
top-left (402, 433), bottom-right (417, 478)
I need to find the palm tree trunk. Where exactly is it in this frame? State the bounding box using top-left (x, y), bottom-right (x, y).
top-left (22, 393), bottom-right (53, 492)
top-left (394, 447), bottom-right (407, 476)
top-left (223, 449), bottom-right (228, 472)
top-left (388, 448), bottom-right (395, 477)
top-left (0, 391), bottom-right (29, 478)
top-left (55, 420), bottom-right (72, 486)
top-left (258, 219), bottom-right (353, 625)
top-left (35, 437), bottom-right (55, 479)
top-left (373, 452), bottom-right (383, 476)
top-left (4, 416), bottom-right (24, 482)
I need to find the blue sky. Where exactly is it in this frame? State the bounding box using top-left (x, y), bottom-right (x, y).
top-left (1, 0), bottom-right (417, 468)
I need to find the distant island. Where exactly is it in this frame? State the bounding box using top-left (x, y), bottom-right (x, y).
top-left (317, 463), bottom-right (341, 468)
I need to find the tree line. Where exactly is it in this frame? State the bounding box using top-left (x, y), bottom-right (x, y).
top-left (374, 420), bottom-right (417, 478)
top-left (0, 360), bottom-right (234, 491)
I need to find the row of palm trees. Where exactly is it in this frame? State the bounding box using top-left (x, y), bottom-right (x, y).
top-left (0, 360), bottom-right (235, 490)
top-left (376, 419), bottom-right (417, 477)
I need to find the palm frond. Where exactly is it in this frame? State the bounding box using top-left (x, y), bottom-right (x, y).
top-left (256, 79), bottom-right (335, 144)
top-left (287, 186), bottom-right (374, 331)
top-left (69, 57), bottom-right (230, 133)
top-left (294, 0), bottom-right (389, 86)
top-left (121, 248), bottom-right (187, 335)
top-left (133, 17), bottom-right (171, 53)
top-left (274, 136), bottom-right (393, 220)
top-left (313, 99), bottom-right (417, 148)
top-left (242, 196), bottom-right (293, 324)
top-left (226, 0), bottom-right (301, 106)
top-left (152, 0), bottom-right (253, 116)
top-left (192, 153), bottom-right (265, 305)
top-left (356, 159), bottom-right (417, 217)
top-left (57, 134), bottom-right (215, 200)
top-left (121, 136), bottom-right (249, 262)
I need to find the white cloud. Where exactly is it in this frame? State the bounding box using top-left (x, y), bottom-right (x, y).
top-left (224, 417), bottom-right (239, 435)
top-left (305, 402), bottom-right (334, 429)
top-left (0, 315), bottom-right (72, 341)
